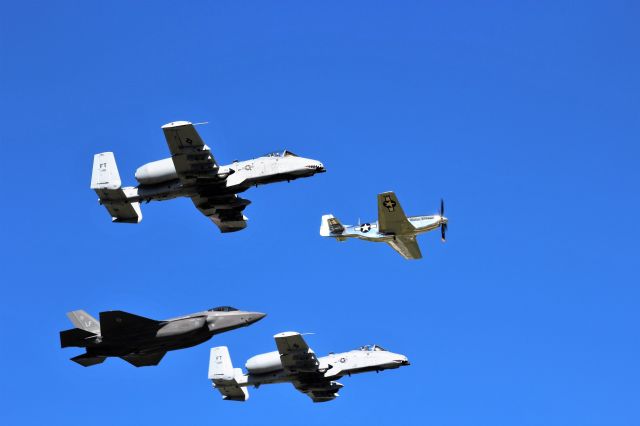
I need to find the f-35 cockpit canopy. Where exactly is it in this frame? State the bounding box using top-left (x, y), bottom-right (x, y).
top-left (357, 344), bottom-right (386, 352)
top-left (208, 306), bottom-right (239, 312)
top-left (263, 150), bottom-right (299, 158)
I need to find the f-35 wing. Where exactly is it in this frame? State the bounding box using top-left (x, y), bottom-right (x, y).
top-left (387, 235), bottom-right (423, 260)
top-left (274, 332), bottom-right (320, 373)
top-left (291, 379), bottom-right (343, 403)
top-left (162, 121), bottom-right (219, 183)
top-left (191, 194), bottom-right (250, 233)
top-left (121, 351), bottom-right (167, 367)
top-left (377, 191), bottom-right (414, 234)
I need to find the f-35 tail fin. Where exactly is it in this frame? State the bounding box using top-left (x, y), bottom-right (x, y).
top-left (91, 152), bottom-right (142, 223)
top-left (66, 310), bottom-right (100, 333)
top-left (320, 214), bottom-right (345, 237)
top-left (209, 347), bottom-right (249, 401)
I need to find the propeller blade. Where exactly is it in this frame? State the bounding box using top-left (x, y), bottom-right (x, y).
top-left (441, 223), bottom-right (447, 242)
top-left (440, 198), bottom-right (444, 216)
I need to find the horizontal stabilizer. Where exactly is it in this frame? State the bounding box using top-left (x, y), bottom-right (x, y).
top-left (121, 351), bottom-right (166, 367)
top-left (99, 311), bottom-right (159, 338)
top-left (60, 328), bottom-right (96, 348)
top-left (320, 214), bottom-right (345, 236)
top-left (71, 353), bottom-right (106, 367)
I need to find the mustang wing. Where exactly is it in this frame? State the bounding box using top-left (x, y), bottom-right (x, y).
top-left (274, 332), bottom-right (320, 373)
top-left (387, 235), bottom-right (423, 260)
top-left (191, 194), bottom-right (251, 233)
top-left (377, 191), bottom-right (414, 234)
top-left (121, 352), bottom-right (166, 367)
top-left (161, 121), bottom-right (218, 183)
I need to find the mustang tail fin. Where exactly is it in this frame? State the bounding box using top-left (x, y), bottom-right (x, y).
top-left (320, 214), bottom-right (345, 237)
top-left (91, 152), bottom-right (142, 223)
top-left (209, 347), bottom-right (249, 401)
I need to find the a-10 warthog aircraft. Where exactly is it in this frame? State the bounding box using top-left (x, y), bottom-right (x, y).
top-left (320, 191), bottom-right (448, 260)
top-left (60, 307), bottom-right (265, 367)
top-left (91, 121), bottom-right (325, 232)
top-left (209, 332), bottom-right (409, 402)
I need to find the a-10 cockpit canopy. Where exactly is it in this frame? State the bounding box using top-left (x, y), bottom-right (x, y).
top-left (357, 344), bottom-right (386, 352)
top-left (208, 306), bottom-right (239, 312)
top-left (263, 150), bottom-right (299, 158)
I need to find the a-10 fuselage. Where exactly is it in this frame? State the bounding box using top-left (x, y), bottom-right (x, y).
top-left (234, 345), bottom-right (409, 387)
top-left (122, 150), bottom-right (325, 204)
top-left (338, 215), bottom-right (445, 242)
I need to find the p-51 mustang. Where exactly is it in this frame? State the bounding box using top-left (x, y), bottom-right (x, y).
top-left (320, 191), bottom-right (448, 260)
top-left (60, 307), bottom-right (265, 367)
top-left (91, 121), bottom-right (325, 232)
top-left (209, 331), bottom-right (409, 403)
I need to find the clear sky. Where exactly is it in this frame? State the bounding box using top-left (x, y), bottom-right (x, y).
top-left (1, 1), bottom-right (639, 425)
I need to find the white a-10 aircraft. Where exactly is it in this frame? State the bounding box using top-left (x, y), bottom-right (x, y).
top-left (209, 332), bottom-right (409, 403)
top-left (91, 121), bottom-right (325, 232)
top-left (320, 191), bottom-right (448, 260)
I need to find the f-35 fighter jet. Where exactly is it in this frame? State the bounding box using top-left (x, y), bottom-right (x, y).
top-left (60, 307), bottom-right (265, 367)
top-left (209, 332), bottom-right (409, 402)
top-left (91, 121), bottom-right (325, 232)
top-left (320, 191), bottom-right (448, 260)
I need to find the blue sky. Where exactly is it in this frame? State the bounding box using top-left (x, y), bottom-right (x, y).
top-left (1, 1), bottom-right (639, 424)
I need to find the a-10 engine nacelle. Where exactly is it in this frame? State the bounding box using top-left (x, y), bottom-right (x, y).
top-left (156, 317), bottom-right (206, 338)
top-left (245, 351), bottom-right (283, 374)
top-left (135, 158), bottom-right (179, 185)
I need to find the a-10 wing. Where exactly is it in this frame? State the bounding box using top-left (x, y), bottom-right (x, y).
top-left (274, 332), bottom-right (344, 403)
top-left (291, 378), bottom-right (343, 403)
top-left (162, 121), bottom-right (252, 233)
top-left (161, 121), bottom-right (219, 183)
top-left (191, 194), bottom-right (250, 233)
top-left (274, 332), bottom-right (320, 373)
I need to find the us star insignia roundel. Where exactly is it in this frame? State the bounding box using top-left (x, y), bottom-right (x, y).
top-left (360, 223), bottom-right (372, 233)
top-left (383, 196), bottom-right (397, 212)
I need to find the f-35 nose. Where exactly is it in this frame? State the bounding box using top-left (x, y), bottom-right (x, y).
top-left (244, 312), bottom-right (267, 325)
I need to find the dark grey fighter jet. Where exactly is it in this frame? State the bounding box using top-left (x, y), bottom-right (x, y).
top-left (60, 307), bottom-right (266, 367)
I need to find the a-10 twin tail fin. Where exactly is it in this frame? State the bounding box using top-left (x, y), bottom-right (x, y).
top-left (91, 152), bottom-right (142, 223)
top-left (209, 347), bottom-right (249, 401)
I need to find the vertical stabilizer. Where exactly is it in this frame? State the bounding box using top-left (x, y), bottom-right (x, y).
top-left (209, 346), bottom-right (235, 380)
top-left (91, 152), bottom-right (122, 190)
top-left (90, 152), bottom-right (143, 223)
top-left (209, 347), bottom-right (249, 401)
top-left (66, 310), bottom-right (100, 333)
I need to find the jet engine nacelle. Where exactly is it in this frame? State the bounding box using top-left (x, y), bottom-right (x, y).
top-left (245, 351), bottom-right (283, 374)
top-left (135, 158), bottom-right (178, 184)
top-left (156, 317), bottom-right (206, 338)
